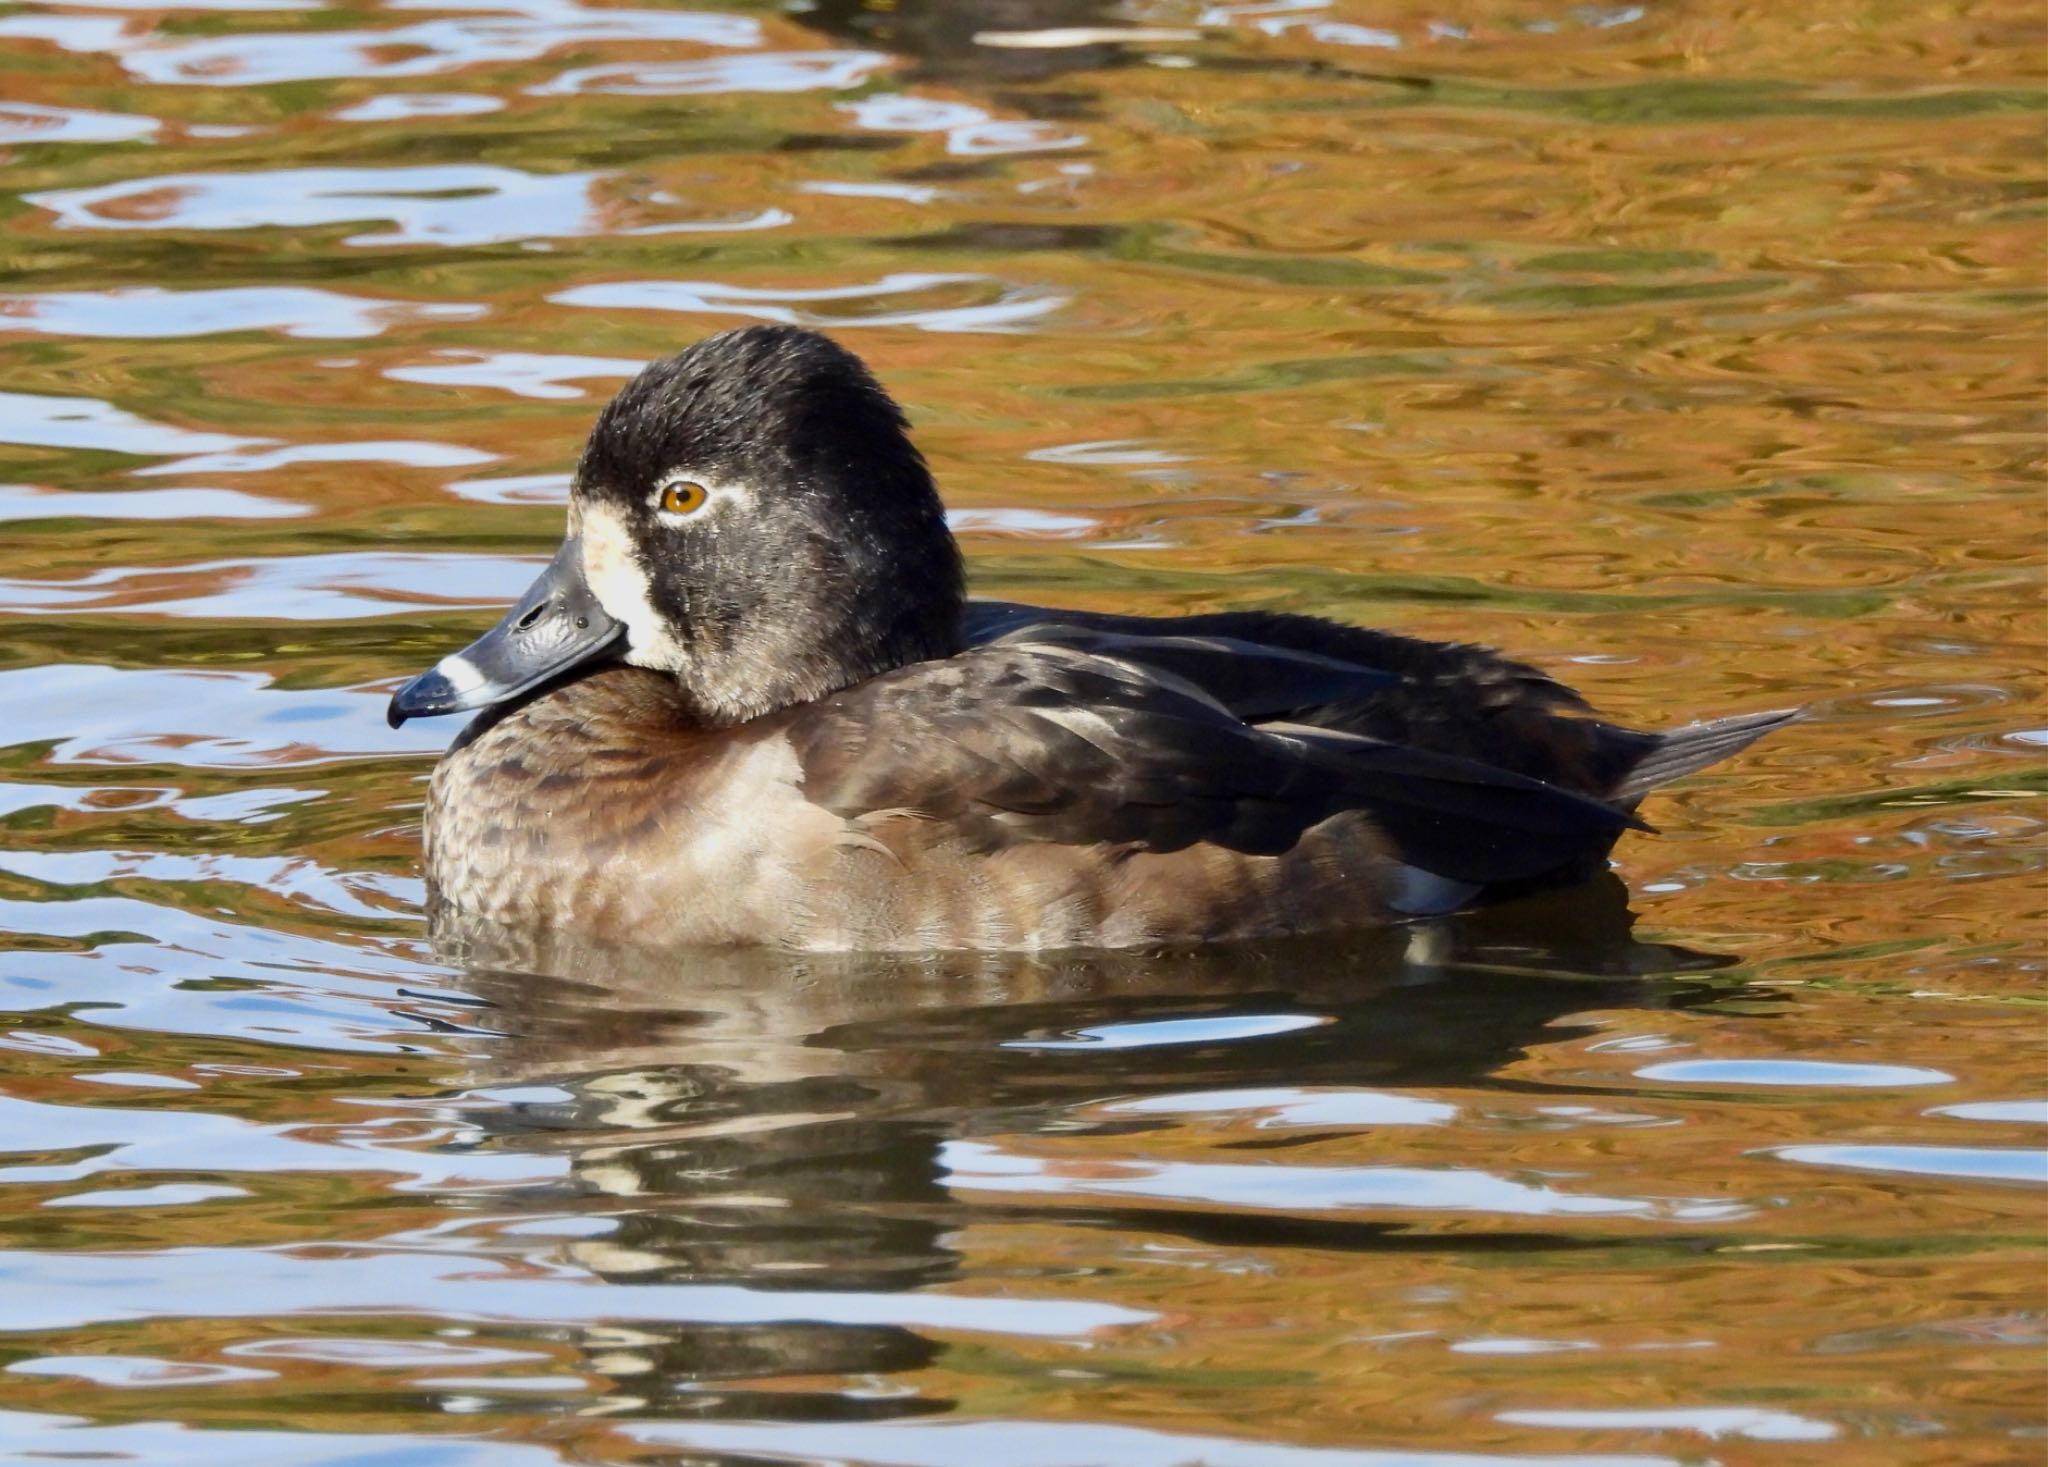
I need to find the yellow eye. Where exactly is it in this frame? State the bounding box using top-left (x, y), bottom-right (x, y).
top-left (658, 480), bottom-right (708, 515)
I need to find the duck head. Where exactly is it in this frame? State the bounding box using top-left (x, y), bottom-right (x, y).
top-left (388, 325), bottom-right (966, 729)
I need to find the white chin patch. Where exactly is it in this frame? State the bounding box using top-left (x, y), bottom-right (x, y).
top-left (578, 501), bottom-right (683, 670)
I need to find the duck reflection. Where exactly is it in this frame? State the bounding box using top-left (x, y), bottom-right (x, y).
top-left (433, 879), bottom-right (1738, 1418)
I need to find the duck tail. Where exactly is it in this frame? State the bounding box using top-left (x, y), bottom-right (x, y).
top-left (1608, 707), bottom-right (1801, 806)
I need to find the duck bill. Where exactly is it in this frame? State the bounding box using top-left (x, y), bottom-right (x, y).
top-left (387, 537), bottom-right (624, 728)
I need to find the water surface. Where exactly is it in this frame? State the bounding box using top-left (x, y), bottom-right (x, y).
top-left (0, 0), bottom-right (2042, 1461)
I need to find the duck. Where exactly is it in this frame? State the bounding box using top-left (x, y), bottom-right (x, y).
top-left (387, 324), bottom-right (1795, 952)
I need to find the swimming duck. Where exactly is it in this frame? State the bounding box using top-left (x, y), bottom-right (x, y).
top-left (388, 325), bottom-right (1794, 951)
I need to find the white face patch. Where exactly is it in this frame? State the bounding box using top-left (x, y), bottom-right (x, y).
top-left (579, 500), bottom-right (686, 672)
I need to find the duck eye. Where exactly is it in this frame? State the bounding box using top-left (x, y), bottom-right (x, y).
top-left (657, 480), bottom-right (708, 516)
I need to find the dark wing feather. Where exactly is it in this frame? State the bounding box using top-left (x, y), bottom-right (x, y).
top-left (791, 643), bottom-right (1637, 886)
top-left (963, 598), bottom-right (1586, 713)
top-left (979, 621), bottom-right (1399, 719)
top-left (1260, 722), bottom-right (1647, 883)
top-left (794, 646), bottom-right (1324, 855)
top-left (964, 601), bottom-right (1656, 802)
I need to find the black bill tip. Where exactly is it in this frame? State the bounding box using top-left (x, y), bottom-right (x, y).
top-left (382, 536), bottom-right (626, 732)
top-left (387, 667), bottom-right (462, 729)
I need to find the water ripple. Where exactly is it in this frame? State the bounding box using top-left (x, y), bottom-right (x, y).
top-left (839, 93), bottom-right (1087, 155)
top-left (535, 48), bottom-right (891, 97)
top-left (138, 439), bottom-right (493, 476)
top-left (8, 1355), bottom-right (275, 1387)
top-left (97, 5), bottom-right (759, 87)
top-left (1105, 1087), bottom-right (1459, 1128)
top-left (0, 391), bottom-right (255, 457)
top-left (553, 271), bottom-right (1068, 332)
top-left (2, 915), bottom-right (451, 1054)
top-left (1771, 1144), bottom-right (2048, 1186)
top-left (0, 664), bottom-right (444, 765)
top-left (0, 286), bottom-right (486, 340)
top-left (625, 1418), bottom-right (1684, 1467)
top-left (385, 350), bottom-right (641, 400)
top-left (1498, 1407), bottom-right (1834, 1443)
top-left (1, 848), bottom-right (411, 922)
top-left (0, 485), bottom-right (307, 521)
top-left (0, 101), bottom-right (158, 145)
top-left (0, 553), bottom-right (529, 621)
top-left (942, 1138), bottom-right (1749, 1222)
top-left (332, 92), bottom-right (505, 122)
top-left (0, 1246), bottom-right (1151, 1337)
top-left (28, 166), bottom-right (786, 248)
top-left (0, 1091), bottom-right (563, 1191)
top-left (0, 1411), bottom-right (562, 1467)
top-left (1635, 1058), bottom-right (1953, 1088)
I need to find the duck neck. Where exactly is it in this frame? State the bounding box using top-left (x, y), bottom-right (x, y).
top-left (662, 522), bottom-right (966, 728)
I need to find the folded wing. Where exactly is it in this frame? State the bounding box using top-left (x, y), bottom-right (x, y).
top-left (791, 641), bottom-right (1639, 890)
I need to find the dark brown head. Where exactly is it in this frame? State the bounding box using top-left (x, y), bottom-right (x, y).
top-left (390, 326), bottom-right (966, 729)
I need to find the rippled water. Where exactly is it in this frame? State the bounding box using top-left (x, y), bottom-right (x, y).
top-left (2, 0), bottom-right (2043, 1460)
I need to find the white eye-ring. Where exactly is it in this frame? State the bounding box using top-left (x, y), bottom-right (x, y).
top-left (650, 473), bottom-right (749, 521)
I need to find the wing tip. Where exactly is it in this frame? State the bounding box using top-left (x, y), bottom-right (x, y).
top-left (1611, 705), bottom-right (1804, 803)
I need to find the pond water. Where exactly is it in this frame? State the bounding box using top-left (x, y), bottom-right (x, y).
top-left (0, 0), bottom-right (2042, 1461)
